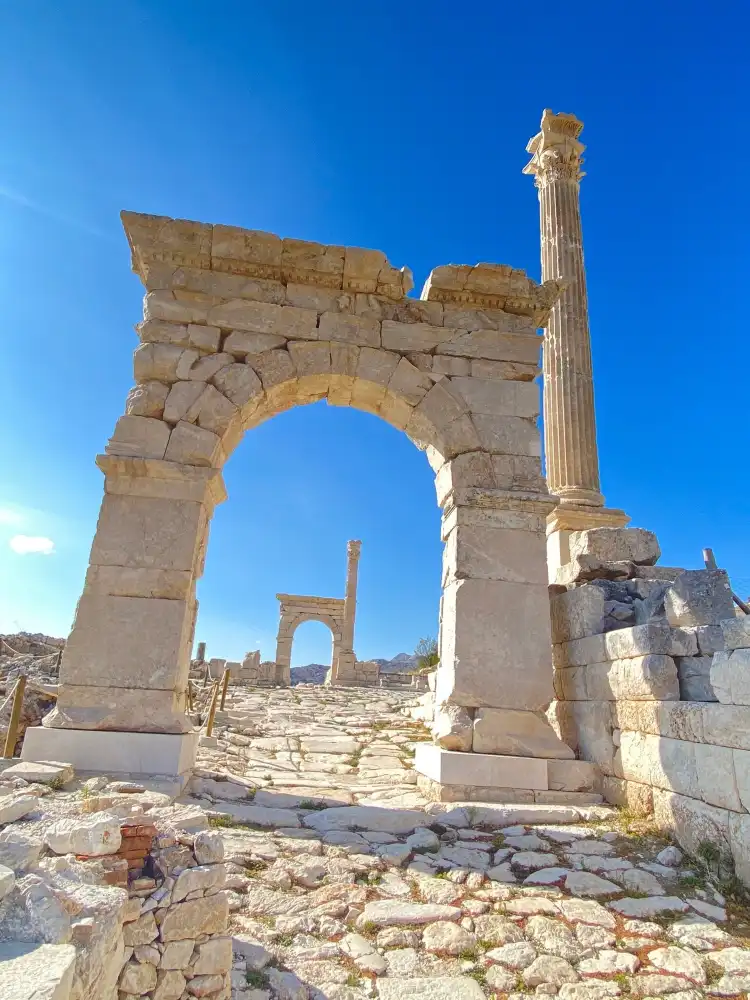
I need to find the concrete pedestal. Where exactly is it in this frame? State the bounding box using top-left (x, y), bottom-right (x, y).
top-left (414, 744), bottom-right (601, 805)
top-left (22, 728), bottom-right (198, 779)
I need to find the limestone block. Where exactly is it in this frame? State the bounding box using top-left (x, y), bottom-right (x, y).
top-left (569, 528), bottom-right (660, 566)
top-left (473, 709), bottom-right (575, 759)
top-left (414, 744), bottom-right (548, 791)
top-left (350, 378), bottom-right (386, 415)
top-left (438, 415), bottom-right (483, 459)
top-left (547, 759), bottom-right (599, 792)
top-left (702, 704), bottom-right (750, 750)
top-left (281, 237), bottom-right (345, 285)
top-left (381, 320), bottom-right (450, 353)
top-left (550, 586), bottom-right (606, 643)
top-left (144, 289), bottom-right (211, 325)
top-left (319, 311), bottom-right (380, 347)
top-left (693, 624), bottom-right (725, 654)
top-left (187, 323), bottom-right (221, 353)
top-left (471, 414), bottom-right (541, 457)
top-left (90, 493), bottom-right (205, 571)
top-left (432, 704), bottom-right (474, 751)
top-left (612, 700), bottom-right (704, 743)
top-left (734, 750), bottom-right (750, 812)
top-left (107, 416), bottom-right (170, 460)
top-left (554, 623), bottom-right (696, 669)
top-left (711, 649), bottom-right (750, 705)
top-left (46, 813), bottom-right (121, 857)
top-left (611, 655), bottom-right (679, 701)
top-left (601, 775), bottom-right (653, 814)
top-left (194, 384), bottom-right (238, 435)
top-left (722, 617), bottom-right (750, 650)
top-left (436, 578), bottom-right (554, 711)
top-left (676, 656), bottom-right (717, 702)
top-left (433, 356), bottom-right (470, 376)
top-left (379, 391), bottom-right (413, 430)
top-left (343, 246), bottom-right (387, 292)
top-left (356, 346), bottom-right (400, 387)
top-left (618, 731), bottom-right (700, 799)
top-left (247, 348), bottom-right (295, 389)
top-left (388, 357), bottom-right (433, 405)
top-left (442, 519), bottom-right (547, 586)
top-left (58, 592), bottom-right (192, 690)
top-left (206, 298), bottom-right (282, 333)
top-left (555, 701), bottom-right (615, 774)
top-left (287, 340), bottom-right (331, 377)
top-left (555, 556), bottom-right (635, 586)
top-left (224, 330), bottom-right (285, 356)
top-left (653, 787), bottom-right (731, 858)
top-left (211, 363), bottom-right (263, 409)
top-left (414, 379), bottom-right (469, 430)
top-left (729, 812), bottom-right (750, 885)
top-left (185, 351), bottom-right (234, 382)
top-left (163, 381), bottom-right (206, 423)
top-left (85, 564), bottom-right (193, 600)
top-left (490, 454), bottom-right (544, 492)
top-left (126, 381), bottom-right (170, 418)
top-left (136, 319), bottom-right (191, 346)
top-left (330, 342), bottom-right (360, 377)
top-left (134, 343), bottom-right (198, 382)
top-left (434, 453), bottom-right (495, 506)
top-left (211, 224), bottom-right (282, 272)
top-left (164, 421), bottom-right (223, 467)
top-left (694, 743), bottom-right (742, 811)
top-left (436, 329), bottom-right (542, 363)
top-left (664, 570), bottom-right (735, 627)
top-left (159, 893), bottom-right (229, 941)
top-left (554, 666), bottom-right (587, 701)
top-left (471, 358), bottom-right (540, 382)
top-left (451, 377), bottom-right (540, 419)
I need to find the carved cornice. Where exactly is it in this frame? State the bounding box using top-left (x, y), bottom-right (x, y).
top-left (523, 109), bottom-right (586, 188)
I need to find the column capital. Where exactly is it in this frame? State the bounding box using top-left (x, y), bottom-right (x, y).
top-left (96, 454), bottom-right (227, 508)
top-left (523, 109), bottom-right (585, 187)
top-left (347, 539), bottom-right (362, 560)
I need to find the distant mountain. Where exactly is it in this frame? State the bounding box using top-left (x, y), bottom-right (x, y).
top-left (290, 652), bottom-right (419, 686)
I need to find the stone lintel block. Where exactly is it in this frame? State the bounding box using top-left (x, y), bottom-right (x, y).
top-left (722, 617), bottom-right (750, 651)
top-left (96, 455), bottom-right (227, 507)
top-left (569, 527), bottom-right (661, 566)
top-left (59, 593), bottom-right (193, 691)
top-left (442, 518), bottom-right (547, 587)
top-left (23, 727), bottom-right (197, 776)
top-left (84, 565), bottom-right (193, 601)
top-left (472, 708), bottom-right (575, 759)
top-left (547, 759), bottom-right (600, 792)
top-left (90, 493), bottom-right (206, 572)
top-left (553, 622), bottom-right (697, 668)
top-left (664, 570), bottom-right (735, 628)
top-left (414, 744), bottom-right (548, 791)
top-left (435, 578), bottom-right (553, 711)
top-left (711, 649), bottom-right (750, 706)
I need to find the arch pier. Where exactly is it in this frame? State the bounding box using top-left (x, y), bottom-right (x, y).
top-left (22, 178), bottom-right (590, 799)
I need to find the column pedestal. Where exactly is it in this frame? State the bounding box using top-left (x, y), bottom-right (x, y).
top-left (546, 504), bottom-right (630, 582)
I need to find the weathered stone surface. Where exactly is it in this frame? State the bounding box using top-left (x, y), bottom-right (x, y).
top-left (432, 704), bottom-right (473, 752)
top-left (360, 901), bottom-right (461, 927)
top-left (159, 892), bottom-right (228, 941)
top-left (0, 942), bottom-right (76, 1000)
top-left (677, 656), bottom-right (717, 701)
top-left (45, 813), bottom-right (121, 857)
top-left (722, 617), bottom-right (750, 651)
top-left (711, 648), bottom-right (750, 706)
top-left (0, 795), bottom-right (39, 826)
top-left (524, 954), bottom-right (579, 987)
top-left (304, 806), bottom-right (427, 835)
top-left (569, 528), bottom-right (660, 566)
top-left (472, 708), bottom-right (575, 758)
top-left (664, 571), bottom-right (735, 628)
top-left (422, 920), bottom-right (476, 954)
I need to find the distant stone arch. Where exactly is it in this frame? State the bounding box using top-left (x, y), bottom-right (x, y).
top-left (34, 210), bottom-right (566, 777)
top-left (274, 596), bottom-right (344, 684)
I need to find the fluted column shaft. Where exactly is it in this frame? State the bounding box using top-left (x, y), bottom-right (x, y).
top-left (525, 112), bottom-right (603, 508)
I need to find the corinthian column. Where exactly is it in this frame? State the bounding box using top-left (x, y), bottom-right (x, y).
top-left (524, 110), bottom-right (628, 575)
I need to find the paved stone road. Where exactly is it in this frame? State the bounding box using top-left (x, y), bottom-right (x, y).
top-left (186, 685), bottom-right (750, 1000)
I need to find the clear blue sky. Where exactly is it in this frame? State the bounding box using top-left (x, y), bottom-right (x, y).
top-left (1, 2), bottom-right (747, 667)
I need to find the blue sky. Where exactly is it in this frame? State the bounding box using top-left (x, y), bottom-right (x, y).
top-left (1, 2), bottom-right (747, 666)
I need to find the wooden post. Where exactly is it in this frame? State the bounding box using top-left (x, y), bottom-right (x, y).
top-left (3, 675), bottom-right (27, 758)
top-left (219, 668), bottom-right (231, 710)
top-left (205, 680), bottom-right (220, 737)
top-left (703, 548), bottom-right (718, 571)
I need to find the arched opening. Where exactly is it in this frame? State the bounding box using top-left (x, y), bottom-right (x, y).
top-left (288, 619), bottom-right (338, 683)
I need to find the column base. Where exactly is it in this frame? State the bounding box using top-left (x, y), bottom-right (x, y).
top-left (21, 727), bottom-right (198, 781)
top-left (547, 505), bottom-right (630, 582)
top-left (414, 744), bottom-right (602, 804)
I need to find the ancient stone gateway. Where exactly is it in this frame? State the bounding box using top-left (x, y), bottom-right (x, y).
top-left (274, 540), bottom-right (361, 686)
top-left (22, 110), bottom-right (603, 799)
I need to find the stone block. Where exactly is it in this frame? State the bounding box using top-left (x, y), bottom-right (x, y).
top-left (612, 700), bottom-right (704, 743)
top-left (126, 380), bottom-right (170, 418)
top-left (434, 453), bottom-right (495, 505)
top-left (618, 731), bottom-right (700, 799)
top-left (287, 340), bottom-right (331, 378)
top-left (106, 415), bottom-right (170, 460)
top-left (211, 224), bottom-right (282, 270)
top-left (702, 704), bottom-right (750, 750)
top-left (471, 414), bottom-right (541, 457)
top-left (134, 342), bottom-right (198, 382)
top-left (653, 788), bottom-right (732, 859)
top-left (722, 617), bottom-right (750, 650)
top-left (711, 648), bottom-right (750, 705)
top-left (22, 728), bottom-right (197, 776)
top-left (414, 744), bottom-right (548, 791)
top-left (144, 290), bottom-right (211, 325)
top-left (164, 421), bottom-right (223, 467)
top-left (554, 623), bottom-right (696, 668)
top-left (44, 683), bottom-right (189, 733)
top-left (472, 708), bottom-right (574, 758)
top-left (611, 654), bottom-right (679, 701)
top-left (247, 348), bottom-right (295, 390)
top-left (450, 377), bottom-right (540, 418)
top-left (432, 705), bottom-right (473, 751)
top-left (90, 494), bottom-right (205, 572)
top-left (381, 320), bottom-right (450, 353)
top-left (194, 383), bottom-right (237, 435)
top-left (224, 330), bottom-right (285, 356)
top-left (319, 311), bottom-right (380, 347)
top-left (600, 776), bottom-right (653, 815)
top-left (163, 380), bottom-right (206, 423)
top-left (550, 586), bottom-right (606, 643)
top-left (356, 346), bottom-right (400, 386)
top-left (85, 564), bottom-right (193, 601)
top-left (664, 570), bottom-right (735, 627)
top-left (388, 357), bottom-right (433, 405)
top-left (676, 656), bottom-right (717, 702)
top-left (436, 578), bottom-right (554, 711)
top-left (58, 592), bottom-right (192, 690)
top-left (442, 518), bottom-right (548, 587)
top-left (553, 700), bottom-right (615, 775)
top-left (694, 743), bottom-right (742, 811)
top-left (569, 527), bottom-right (660, 566)
top-left (547, 759), bottom-right (600, 792)
top-left (693, 624), bottom-right (725, 654)
top-left (436, 329), bottom-right (542, 363)
top-left (729, 812), bottom-right (750, 885)
top-left (211, 363), bottom-right (263, 410)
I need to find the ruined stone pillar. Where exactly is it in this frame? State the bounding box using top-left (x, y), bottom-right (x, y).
top-left (524, 110), bottom-right (628, 577)
top-left (331, 540), bottom-right (361, 683)
top-left (22, 456), bottom-right (226, 777)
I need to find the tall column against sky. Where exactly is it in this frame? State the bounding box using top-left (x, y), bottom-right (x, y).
top-left (342, 539), bottom-right (361, 655)
top-left (524, 110), bottom-right (628, 576)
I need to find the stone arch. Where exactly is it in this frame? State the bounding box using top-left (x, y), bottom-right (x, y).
top-left (274, 602), bottom-right (343, 683)
top-left (37, 211), bottom-right (568, 776)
